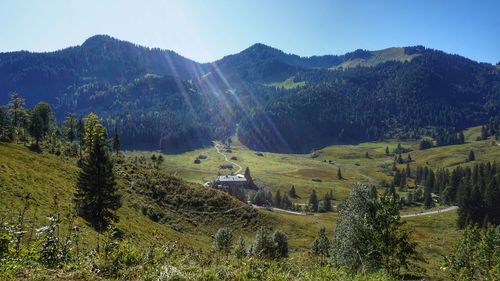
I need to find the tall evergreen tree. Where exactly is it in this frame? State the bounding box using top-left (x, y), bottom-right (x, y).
top-left (281, 194), bottom-right (292, 210)
top-left (289, 185), bottom-right (297, 198)
top-left (337, 168), bottom-right (343, 180)
top-left (484, 175), bottom-right (500, 225)
top-left (63, 113), bottom-right (78, 142)
top-left (312, 226), bottom-right (330, 260)
top-left (244, 167), bottom-right (255, 188)
top-left (423, 184), bottom-right (434, 209)
top-left (29, 102), bottom-right (54, 145)
top-left (322, 193), bottom-right (333, 212)
top-left (468, 150), bottom-right (476, 161)
top-left (309, 190), bottom-right (319, 212)
top-left (274, 190), bottom-right (282, 208)
top-left (113, 127), bottom-right (120, 152)
top-left (74, 113), bottom-right (121, 230)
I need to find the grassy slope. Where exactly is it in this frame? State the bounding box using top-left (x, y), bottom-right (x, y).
top-left (334, 47), bottom-right (420, 69)
top-left (267, 76), bottom-right (306, 89)
top-left (2, 126), bottom-right (498, 280)
top-left (0, 143), bottom-right (270, 251)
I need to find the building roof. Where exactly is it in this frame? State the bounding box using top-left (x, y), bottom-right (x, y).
top-left (217, 175), bottom-right (247, 182)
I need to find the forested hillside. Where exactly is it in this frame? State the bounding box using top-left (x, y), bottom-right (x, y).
top-left (1, 36), bottom-right (499, 153)
top-left (239, 49), bottom-right (500, 152)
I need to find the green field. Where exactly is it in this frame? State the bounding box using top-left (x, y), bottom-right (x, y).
top-left (1, 126), bottom-right (499, 280)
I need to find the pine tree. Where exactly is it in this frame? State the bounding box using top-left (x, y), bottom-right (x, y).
top-left (281, 194), bottom-right (292, 210)
top-left (311, 226), bottom-right (330, 259)
top-left (112, 127), bottom-right (120, 152)
top-left (468, 150), bottom-right (476, 161)
top-left (484, 175), bottom-right (500, 225)
top-left (481, 126), bottom-right (488, 140)
top-left (213, 227), bottom-right (233, 254)
top-left (274, 190), bottom-right (282, 208)
top-left (244, 167), bottom-right (255, 188)
top-left (406, 163), bottom-right (411, 178)
top-left (385, 146), bottom-right (390, 155)
top-left (424, 184), bottom-right (434, 209)
top-left (337, 168), bottom-right (343, 180)
top-left (8, 92), bottom-right (28, 140)
top-left (234, 236), bottom-right (246, 259)
top-left (251, 227), bottom-right (274, 258)
top-left (272, 230), bottom-right (288, 258)
top-left (63, 113), bottom-right (78, 142)
top-left (322, 193), bottom-right (333, 212)
top-left (309, 190), bottom-right (319, 212)
top-left (289, 185), bottom-right (297, 198)
top-left (74, 113), bottom-right (121, 230)
top-left (29, 102), bottom-right (54, 145)
top-left (0, 107), bottom-right (10, 141)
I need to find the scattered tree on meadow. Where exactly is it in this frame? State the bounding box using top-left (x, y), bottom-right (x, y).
top-left (74, 113), bottom-right (121, 230)
top-left (272, 230), bottom-right (288, 258)
top-left (29, 102), bottom-right (54, 145)
top-left (312, 226), bottom-right (330, 261)
top-left (309, 190), bottom-right (319, 212)
top-left (419, 139), bottom-right (433, 150)
top-left (385, 146), bottom-right (390, 155)
top-left (234, 235), bottom-right (246, 259)
top-left (244, 167), bottom-right (256, 188)
top-left (213, 227), bottom-right (233, 254)
top-left (322, 192), bottom-right (333, 212)
top-left (330, 183), bottom-right (420, 275)
top-left (444, 225), bottom-right (500, 280)
top-left (289, 185), bottom-right (297, 198)
top-left (274, 190), bottom-right (282, 208)
top-left (468, 150), bottom-right (476, 161)
top-left (281, 194), bottom-right (292, 210)
top-left (337, 168), bottom-right (343, 180)
top-left (63, 113), bottom-right (78, 142)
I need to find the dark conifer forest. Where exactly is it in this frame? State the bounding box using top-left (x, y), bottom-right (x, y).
top-left (1, 36), bottom-right (499, 153)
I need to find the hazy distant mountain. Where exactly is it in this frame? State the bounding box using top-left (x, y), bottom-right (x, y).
top-left (0, 35), bottom-right (205, 106)
top-left (1, 35), bottom-right (498, 152)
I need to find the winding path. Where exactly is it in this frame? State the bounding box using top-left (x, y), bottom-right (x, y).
top-left (213, 141), bottom-right (242, 174)
top-left (251, 204), bottom-right (305, 215)
top-left (401, 206), bottom-right (458, 218)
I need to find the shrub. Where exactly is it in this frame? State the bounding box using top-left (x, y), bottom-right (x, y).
top-left (213, 227), bottom-right (233, 254)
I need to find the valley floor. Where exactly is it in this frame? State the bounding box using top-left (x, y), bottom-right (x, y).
top-left (1, 126), bottom-right (498, 280)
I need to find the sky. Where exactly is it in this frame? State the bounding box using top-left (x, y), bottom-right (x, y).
top-left (0, 0), bottom-right (499, 64)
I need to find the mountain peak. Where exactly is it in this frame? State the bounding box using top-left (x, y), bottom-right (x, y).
top-left (81, 34), bottom-right (123, 48)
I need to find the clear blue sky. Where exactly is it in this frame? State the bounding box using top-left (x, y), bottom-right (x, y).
top-left (1, 0), bottom-right (499, 63)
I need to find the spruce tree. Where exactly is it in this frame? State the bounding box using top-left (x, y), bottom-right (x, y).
top-left (244, 167), bottom-right (255, 188)
top-left (112, 127), bottom-right (120, 152)
top-left (322, 193), bottom-right (333, 212)
top-left (309, 190), bottom-right (319, 212)
top-left (468, 150), bottom-right (476, 161)
top-left (272, 230), bottom-right (288, 258)
top-left (281, 194), bottom-right (292, 210)
top-left (337, 168), bottom-right (343, 180)
top-left (289, 185), bottom-right (297, 198)
top-left (234, 236), bottom-right (246, 259)
top-left (213, 227), bottom-right (233, 254)
top-left (29, 102), bottom-right (54, 145)
top-left (424, 184), bottom-right (434, 209)
top-left (63, 113), bottom-right (78, 142)
top-left (274, 190), bottom-right (282, 208)
top-left (74, 113), bottom-right (121, 230)
top-left (385, 146), bottom-right (390, 155)
top-left (312, 226), bottom-right (330, 259)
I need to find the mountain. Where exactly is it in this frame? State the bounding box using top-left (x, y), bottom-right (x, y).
top-left (0, 35), bottom-right (499, 153)
top-left (0, 35), bottom-right (206, 107)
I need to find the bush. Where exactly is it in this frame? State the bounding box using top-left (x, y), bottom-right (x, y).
top-left (213, 227), bottom-right (233, 254)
